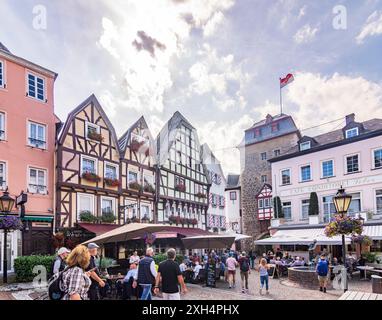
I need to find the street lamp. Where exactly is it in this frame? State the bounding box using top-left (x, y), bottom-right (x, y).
top-left (0, 189), bottom-right (16, 284)
top-left (333, 187), bottom-right (352, 292)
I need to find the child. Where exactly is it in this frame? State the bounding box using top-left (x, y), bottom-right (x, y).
top-left (258, 258), bottom-right (270, 295)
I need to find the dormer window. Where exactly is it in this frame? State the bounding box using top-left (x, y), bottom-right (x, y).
top-left (299, 141), bottom-right (311, 151)
top-left (345, 127), bottom-right (359, 139)
top-left (271, 123), bottom-right (279, 132)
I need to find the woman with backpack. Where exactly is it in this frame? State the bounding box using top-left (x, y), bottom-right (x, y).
top-left (238, 252), bottom-right (250, 293)
top-left (61, 245), bottom-right (92, 300)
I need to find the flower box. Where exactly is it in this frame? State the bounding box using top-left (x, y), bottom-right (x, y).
top-left (79, 211), bottom-right (98, 223)
top-left (144, 184), bottom-right (155, 194)
top-left (104, 178), bottom-right (120, 187)
top-left (196, 192), bottom-right (206, 199)
top-left (129, 182), bottom-right (142, 191)
top-left (175, 184), bottom-right (186, 192)
top-left (87, 131), bottom-right (104, 142)
top-left (81, 172), bottom-right (101, 182)
top-left (101, 211), bottom-right (116, 223)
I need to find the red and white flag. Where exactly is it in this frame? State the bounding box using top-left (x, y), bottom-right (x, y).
top-left (280, 73), bottom-right (294, 88)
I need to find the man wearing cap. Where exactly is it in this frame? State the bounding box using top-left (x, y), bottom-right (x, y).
top-left (86, 243), bottom-right (106, 300)
top-left (53, 247), bottom-right (71, 274)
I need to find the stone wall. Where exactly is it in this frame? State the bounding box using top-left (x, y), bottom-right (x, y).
top-left (240, 132), bottom-right (300, 250)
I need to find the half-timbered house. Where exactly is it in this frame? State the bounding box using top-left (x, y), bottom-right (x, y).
top-left (256, 183), bottom-right (273, 233)
top-left (118, 116), bottom-right (156, 225)
top-left (56, 94), bottom-right (121, 234)
top-left (156, 112), bottom-right (209, 230)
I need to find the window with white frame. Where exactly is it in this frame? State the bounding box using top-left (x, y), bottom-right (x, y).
top-left (105, 163), bottom-right (117, 180)
top-left (211, 194), bottom-right (217, 207)
top-left (28, 121), bottom-right (46, 149)
top-left (299, 141), bottom-right (311, 151)
top-left (101, 197), bottom-right (115, 215)
top-left (258, 199), bottom-right (264, 209)
top-left (0, 60), bottom-right (4, 88)
top-left (322, 160), bottom-right (334, 178)
top-left (301, 199), bottom-right (310, 220)
top-left (300, 165), bottom-right (311, 182)
top-left (0, 162), bottom-right (6, 190)
top-left (27, 73), bottom-right (45, 101)
top-left (323, 196), bottom-right (336, 223)
top-left (124, 200), bottom-right (138, 220)
top-left (81, 156), bottom-right (97, 174)
top-left (376, 190), bottom-right (382, 215)
top-left (374, 149), bottom-right (382, 169)
top-left (264, 198), bottom-right (271, 208)
top-left (281, 169), bottom-right (291, 185)
top-left (0, 112), bottom-right (5, 140)
top-left (230, 191), bottom-right (237, 201)
top-left (86, 122), bottom-right (100, 140)
top-left (282, 201), bottom-right (292, 220)
top-left (345, 127), bottom-right (359, 139)
top-left (128, 171), bottom-right (138, 183)
top-left (348, 192), bottom-right (361, 216)
top-left (28, 167), bottom-right (47, 194)
top-left (346, 154), bottom-right (359, 173)
top-left (78, 194), bottom-right (95, 218)
top-left (260, 152), bottom-right (267, 160)
top-left (141, 204), bottom-right (151, 220)
top-left (219, 196), bottom-right (225, 207)
top-left (144, 175), bottom-right (154, 187)
top-left (274, 149), bottom-right (281, 157)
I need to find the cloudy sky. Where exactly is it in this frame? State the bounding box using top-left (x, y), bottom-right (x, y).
top-left (1, 0), bottom-right (382, 175)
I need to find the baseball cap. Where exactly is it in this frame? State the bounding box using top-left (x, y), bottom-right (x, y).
top-left (87, 243), bottom-right (100, 249)
top-left (58, 247), bottom-right (71, 255)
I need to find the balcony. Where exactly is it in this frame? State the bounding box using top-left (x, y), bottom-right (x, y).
top-left (28, 184), bottom-right (47, 194)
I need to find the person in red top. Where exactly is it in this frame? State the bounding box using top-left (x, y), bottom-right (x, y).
top-left (192, 253), bottom-right (200, 265)
top-left (238, 251), bottom-right (251, 293)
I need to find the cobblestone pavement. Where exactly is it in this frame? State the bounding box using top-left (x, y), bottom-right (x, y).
top-left (0, 270), bottom-right (373, 300)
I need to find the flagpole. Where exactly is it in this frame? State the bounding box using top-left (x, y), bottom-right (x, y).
top-left (279, 79), bottom-right (283, 115)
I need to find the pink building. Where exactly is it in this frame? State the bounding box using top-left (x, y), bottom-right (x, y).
top-left (256, 114), bottom-right (382, 259)
top-left (0, 42), bottom-right (59, 272)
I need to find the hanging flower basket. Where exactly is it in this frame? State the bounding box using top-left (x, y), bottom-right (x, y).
top-left (104, 178), bottom-right (120, 187)
top-left (81, 172), bottom-right (101, 182)
top-left (144, 184), bottom-right (155, 194)
top-left (87, 131), bottom-right (104, 142)
top-left (0, 215), bottom-right (23, 231)
top-left (324, 214), bottom-right (363, 237)
top-left (351, 234), bottom-right (372, 246)
top-left (175, 184), bottom-right (186, 192)
top-left (196, 192), bottom-right (206, 199)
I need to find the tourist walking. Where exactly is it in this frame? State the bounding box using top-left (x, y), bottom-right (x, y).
top-left (316, 254), bottom-right (329, 293)
top-left (133, 247), bottom-right (157, 300)
top-left (154, 248), bottom-right (187, 300)
top-left (129, 251), bottom-right (140, 265)
top-left (61, 245), bottom-right (92, 300)
top-left (248, 250), bottom-right (256, 269)
top-left (86, 243), bottom-right (106, 300)
top-left (258, 258), bottom-right (270, 295)
top-left (52, 247), bottom-right (71, 275)
top-left (226, 252), bottom-right (238, 289)
top-left (238, 251), bottom-right (250, 293)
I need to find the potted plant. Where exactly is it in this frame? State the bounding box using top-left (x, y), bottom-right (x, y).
top-left (308, 192), bottom-right (320, 224)
top-left (175, 184), bottom-right (186, 192)
top-left (104, 177), bottom-right (120, 187)
top-left (81, 172), bottom-right (101, 182)
top-left (144, 184), bottom-right (155, 194)
top-left (79, 210), bottom-right (97, 223)
top-left (271, 196), bottom-right (284, 227)
top-left (87, 131), bottom-right (104, 142)
top-left (129, 181), bottom-right (142, 191)
top-left (196, 192), bottom-right (206, 199)
top-left (101, 210), bottom-right (116, 224)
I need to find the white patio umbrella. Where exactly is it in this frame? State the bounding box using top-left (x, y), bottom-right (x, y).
top-left (181, 234), bottom-right (237, 249)
top-left (222, 231), bottom-right (252, 242)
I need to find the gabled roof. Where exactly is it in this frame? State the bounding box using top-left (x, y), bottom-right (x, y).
top-left (58, 94), bottom-right (120, 154)
top-left (201, 143), bottom-right (227, 186)
top-left (0, 42), bottom-right (11, 53)
top-left (118, 116), bottom-right (154, 155)
top-left (226, 174), bottom-right (240, 189)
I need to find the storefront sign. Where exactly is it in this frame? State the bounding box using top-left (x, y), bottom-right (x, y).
top-left (63, 227), bottom-right (94, 239)
top-left (279, 174), bottom-right (382, 197)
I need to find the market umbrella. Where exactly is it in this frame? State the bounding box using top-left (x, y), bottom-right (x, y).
top-left (222, 231), bottom-right (252, 242)
top-left (82, 223), bottom-right (178, 245)
top-left (181, 234), bottom-right (237, 249)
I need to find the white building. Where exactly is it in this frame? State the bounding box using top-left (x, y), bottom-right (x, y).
top-left (225, 174), bottom-right (242, 233)
top-left (201, 144), bottom-right (227, 233)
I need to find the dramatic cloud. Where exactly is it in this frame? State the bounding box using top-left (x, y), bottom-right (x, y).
top-left (285, 72), bottom-right (382, 134)
top-left (132, 31), bottom-right (166, 57)
top-left (356, 11), bottom-right (382, 44)
top-left (203, 11), bottom-right (225, 37)
top-left (294, 24), bottom-right (319, 44)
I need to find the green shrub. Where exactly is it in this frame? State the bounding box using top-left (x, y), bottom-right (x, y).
top-left (101, 211), bottom-right (116, 223)
top-left (363, 252), bottom-right (377, 263)
top-left (273, 196), bottom-right (283, 218)
top-left (79, 210), bottom-right (97, 223)
top-left (309, 192), bottom-right (319, 216)
top-left (14, 255), bottom-right (55, 282)
top-left (153, 254), bottom-right (183, 265)
top-left (95, 257), bottom-right (117, 269)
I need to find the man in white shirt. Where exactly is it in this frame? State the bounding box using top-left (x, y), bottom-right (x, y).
top-left (193, 261), bottom-right (203, 280)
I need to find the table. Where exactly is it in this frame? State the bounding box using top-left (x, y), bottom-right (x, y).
top-left (357, 266), bottom-right (375, 280)
top-left (339, 291), bottom-right (382, 300)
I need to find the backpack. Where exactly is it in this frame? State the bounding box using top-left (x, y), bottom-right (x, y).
top-left (48, 267), bottom-right (68, 300)
top-left (317, 260), bottom-right (328, 276)
top-left (240, 258), bottom-right (250, 272)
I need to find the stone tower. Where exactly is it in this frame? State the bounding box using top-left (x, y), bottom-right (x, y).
top-left (240, 114), bottom-right (301, 250)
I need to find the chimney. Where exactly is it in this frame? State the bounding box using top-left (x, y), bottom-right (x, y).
top-left (265, 114), bottom-right (273, 124)
top-left (345, 113), bottom-right (355, 125)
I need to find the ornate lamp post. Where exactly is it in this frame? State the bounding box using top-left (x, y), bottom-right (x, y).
top-left (333, 187), bottom-right (352, 292)
top-left (0, 189), bottom-right (16, 284)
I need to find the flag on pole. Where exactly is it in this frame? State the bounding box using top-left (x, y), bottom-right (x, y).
top-left (280, 73), bottom-right (294, 88)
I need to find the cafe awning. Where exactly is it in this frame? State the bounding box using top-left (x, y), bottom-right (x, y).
top-left (78, 223), bottom-right (120, 236)
top-left (181, 235), bottom-right (237, 249)
top-left (363, 224), bottom-right (382, 240)
top-left (254, 228), bottom-right (352, 246)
